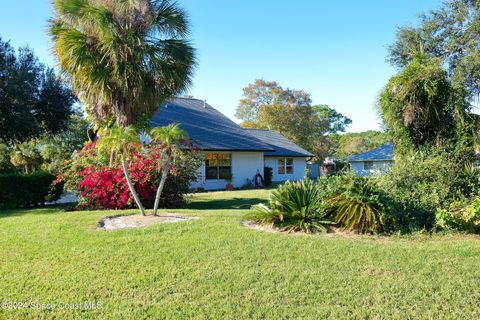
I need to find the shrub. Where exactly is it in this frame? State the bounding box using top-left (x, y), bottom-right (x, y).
top-left (435, 199), bottom-right (480, 233)
top-left (0, 171), bottom-right (62, 209)
top-left (264, 166), bottom-right (273, 186)
top-left (250, 178), bottom-right (333, 233)
top-left (327, 175), bottom-right (389, 234)
top-left (57, 142), bottom-right (202, 210)
top-left (376, 148), bottom-right (480, 232)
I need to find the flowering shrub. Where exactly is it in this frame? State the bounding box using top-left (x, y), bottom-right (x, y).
top-left (57, 142), bottom-right (202, 210)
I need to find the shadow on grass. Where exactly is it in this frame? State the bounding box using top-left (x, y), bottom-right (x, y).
top-left (0, 203), bottom-right (75, 218)
top-left (184, 197), bottom-right (267, 210)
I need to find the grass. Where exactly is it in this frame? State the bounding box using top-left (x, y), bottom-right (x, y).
top-left (184, 189), bottom-right (271, 210)
top-left (1, 189), bottom-right (480, 319)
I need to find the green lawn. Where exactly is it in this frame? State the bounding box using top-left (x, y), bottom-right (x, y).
top-left (1, 189), bottom-right (479, 319)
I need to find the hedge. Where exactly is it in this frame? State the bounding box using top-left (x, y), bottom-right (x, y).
top-left (0, 171), bottom-right (62, 209)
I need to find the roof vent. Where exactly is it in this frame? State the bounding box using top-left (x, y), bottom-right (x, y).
top-left (203, 100), bottom-right (207, 108)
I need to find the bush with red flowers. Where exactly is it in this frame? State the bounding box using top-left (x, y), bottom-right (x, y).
top-left (56, 142), bottom-right (202, 210)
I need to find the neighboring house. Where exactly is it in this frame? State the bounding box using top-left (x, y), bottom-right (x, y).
top-left (151, 98), bottom-right (313, 190)
top-left (346, 143), bottom-right (394, 176)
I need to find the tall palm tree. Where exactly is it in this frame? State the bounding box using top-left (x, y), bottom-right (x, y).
top-left (49, 0), bottom-right (196, 126)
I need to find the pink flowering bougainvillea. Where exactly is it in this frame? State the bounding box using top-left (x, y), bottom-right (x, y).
top-left (56, 142), bottom-right (202, 210)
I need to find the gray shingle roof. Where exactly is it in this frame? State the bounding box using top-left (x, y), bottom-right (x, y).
top-left (244, 129), bottom-right (314, 157)
top-left (150, 98), bottom-right (274, 152)
top-left (346, 143), bottom-right (394, 162)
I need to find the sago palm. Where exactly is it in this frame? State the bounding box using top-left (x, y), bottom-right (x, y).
top-left (251, 178), bottom-right (333, 233)
top-left (49, 0), bottom-right (196, 126)
top-left (327, 178), bottom-right (385, 234)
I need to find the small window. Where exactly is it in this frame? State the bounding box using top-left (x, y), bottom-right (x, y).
top-left (364, 161), bottom-right (374, 170)
top-left (205, 153), bottom-right (231, 179)
top-left (278, 157), bottom-right (294, 175)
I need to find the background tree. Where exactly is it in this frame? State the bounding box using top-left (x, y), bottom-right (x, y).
top-left (388, 0), bottom-right (480, 101)
top-left (236, 79), bottom-right (351, 161)
top-left (0, 37), bottom-right (76, 144)
top-left (49, 0), bottom-right (196, 126)
top-left (38, 113), bottom-right (91, 174)
top-left (333, 131), bottom-right (391, 159)
top-left (388, 0), bottom-right (480, 145)
top-left (378, 57), bottom-right (456, 153)
top-left (313, 105), bottom-right (352, 134)
top-left (9, 141), bottom-right (43, 174)
top-left (235, 79), bottom-right (310, 122)
top-left (0, 144), bottom-right (16, 173)
top-left (258, 104), bottom-right (332, 160)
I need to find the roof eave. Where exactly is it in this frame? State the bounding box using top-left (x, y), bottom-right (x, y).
top-left (347, 158), bottom-right (394, 162)
top-left (264, 153), bottom-right (314, 157)
top-left (201, 148), bottom-right (275, 152)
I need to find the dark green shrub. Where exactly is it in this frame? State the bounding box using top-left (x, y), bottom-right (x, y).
top-left (0, 171), bottom-right (62, 209)
top-left (376, 148), bottom-right (480, 232)
top-left (250, 178), bottom-right (333, 233)
top-left (264, 166), bottom-right (272, 186)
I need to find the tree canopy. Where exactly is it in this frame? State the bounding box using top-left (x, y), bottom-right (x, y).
top-left (333, 131), bottom-right (391, 159)
top-left (49, 0), bottom-right (196, 126)
top-left (378, 58), bottom-right (456, 152)
top-left (388, 0), bottom-right (480, 104)
top-left (235, 79), bottom-right (311, 122)
top-left (235, 79), bottom-right (351, 161)
top-left (0, 37), bottom-right (76, 144)
top-left (385, 0), bottom-right (480, 156)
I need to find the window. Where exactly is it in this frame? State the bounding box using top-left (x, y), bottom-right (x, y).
top-left (205, 153), bottom-right (231, 180)
top-left (278, 158), bottom-right (293, 174)
top-left (364, 161), bottom-right (374, 170)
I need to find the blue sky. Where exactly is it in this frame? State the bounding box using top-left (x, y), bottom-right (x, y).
top-left (0, 0), bottom-right (441, 132)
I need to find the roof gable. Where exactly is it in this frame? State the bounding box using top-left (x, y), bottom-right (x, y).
top-left (150, 98), bottom-right (273, 152)
top-left (346, 143), bottom-right (394, 162)
top-left (245, 129), bottom-right (313, 157)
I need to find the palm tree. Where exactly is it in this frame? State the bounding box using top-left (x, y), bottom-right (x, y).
top-left (97, 125), bottom-right (147, 216)
top-left (49, 0), bottom-right (195, 215)
top-left (150, 123), bottom-right (187, 215)
top-left (49, 0), bottom-right (196, 126)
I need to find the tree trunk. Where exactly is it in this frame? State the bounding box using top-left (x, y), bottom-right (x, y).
top-left (153, 158), bottom-right (170, 216)
top-left (113, 93), bottom-right (133, 126)
top-left (121, 154), bottom-right (146, 216)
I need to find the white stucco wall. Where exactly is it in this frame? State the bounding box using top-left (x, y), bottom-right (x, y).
top-left (264, 157), bottom-right (307, 182)
top-left (191, 151), bottom-right (264, 190)
top-left (349, 160), bottom-right (394, 176)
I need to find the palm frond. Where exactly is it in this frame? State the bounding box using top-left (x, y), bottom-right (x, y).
top-left (49, 0), bottom-right (196, 126)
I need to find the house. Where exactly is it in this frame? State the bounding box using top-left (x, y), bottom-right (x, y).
top-left (151, 98), bottom-right (313, 190)
top-left (346, 143), bottom-right (394, 176)
top-left (245, 129), bottom-right (313, 181)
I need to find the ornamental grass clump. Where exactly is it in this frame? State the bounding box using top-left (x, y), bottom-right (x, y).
top-left (250, 178), bottom-right (333, 233)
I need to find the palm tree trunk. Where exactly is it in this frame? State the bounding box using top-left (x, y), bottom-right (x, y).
top-left (121, 154), bottom-right (146, 216)
top-left (153, 158), bottom-right (170, 216)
